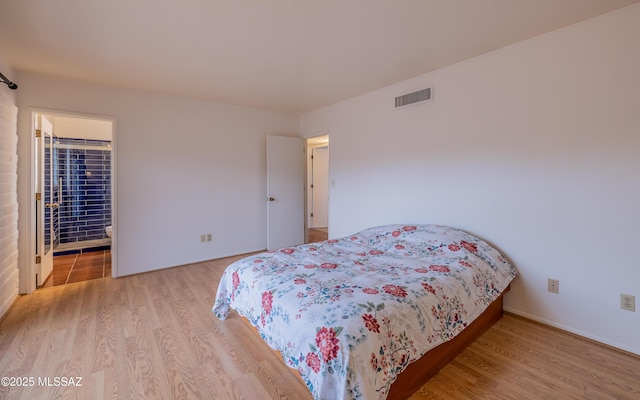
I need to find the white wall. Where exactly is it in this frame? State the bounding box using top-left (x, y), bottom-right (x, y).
top-left (0, 55), bottom-right (19, 318)
top-left (16, 73), bottom-right (299, 280)
top-left (301, 4), bottom-right (640, 354)
top-left (49, 115), bottom-right (113, 140)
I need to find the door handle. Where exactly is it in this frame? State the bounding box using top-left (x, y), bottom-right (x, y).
top-left (269, 197), bottom-right (275, 202)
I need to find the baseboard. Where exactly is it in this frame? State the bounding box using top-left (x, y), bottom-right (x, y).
top-left (503, 307), bottom-right (639, 358)
top-left (0, 294), bottom-right (21, 325)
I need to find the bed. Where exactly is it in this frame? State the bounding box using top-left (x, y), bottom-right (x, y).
top-left (213, 224), bottom-right (518, 400)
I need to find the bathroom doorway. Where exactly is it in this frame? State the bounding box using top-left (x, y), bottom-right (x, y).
top-left (34, 111), bottom-right (114, 288)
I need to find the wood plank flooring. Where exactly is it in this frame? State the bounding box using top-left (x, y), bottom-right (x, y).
top-left (307, 228), bottom-right (328, 243)
top-left (1, 254), bottom-right (638, 400)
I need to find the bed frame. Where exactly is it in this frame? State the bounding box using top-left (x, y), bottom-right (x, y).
top-left (241, 287), bottom-right (509, 400)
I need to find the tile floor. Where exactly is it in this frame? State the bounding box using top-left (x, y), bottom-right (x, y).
top-left (40, 249), bottom-right (112, 288)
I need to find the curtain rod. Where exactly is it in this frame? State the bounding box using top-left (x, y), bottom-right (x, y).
top-left (0, 72), bottom-right (18, 90)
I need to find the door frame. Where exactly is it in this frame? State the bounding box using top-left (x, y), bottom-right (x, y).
top-left (22, 108), bottom-right (117, 294)
top-left (305, 134), bottom-right (330, 239)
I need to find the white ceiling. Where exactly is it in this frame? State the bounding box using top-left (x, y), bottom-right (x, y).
top-left (1, 0), bottom-right (638, 114)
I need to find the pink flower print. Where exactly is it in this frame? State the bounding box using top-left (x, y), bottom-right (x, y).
top-left (402, 226), bottom-right (417, 232)
top-left (383, 284), bottom-right (407, 298)
top-left (232, 271), bottom-right (240, 290)
top-left (306, 352), bottom-right (321, 373)
top-left (320, 263), bottom-right (338, 270)
top-left (304, 264), bottom-right (316, 269)
top-left (327, 239), bottom-right (339, 244)
top-left (262, 291), bottom-right (273, 315)
top-left (253, 259), bottom-right (264, 263)
top-left (448, 243), bottom-right (461, 251)
top-left (309, 246), bottom-right (318, 251)
top-left (370, 353), bottom-right (379, 371)
top-left (281, 248), bottom-right (295, 254)
top-left (429, 265), bottom-right (451, 273)
top-left (392, 230), bottom-right (401, 237)
top-left (369, 250), bottom-right (384, 255)
top-left (294, 278), bottom-right (306, 284)
top-left (415, 268), bottom-right (429, 273)
top-left (395, 244), bottom-right (405, 250)
top-left (362, 287), bottom-right (379, 295)
top-left (356, 252), bottom-right (366, 257)
top-left (460, 240), bottom-right (478, 253)
top-left (396, 353), bottom-right (407, 369)
top-left (350, 236), bottom-right (358, 241)
top-left (460, 260), bottom-right (473, 268)
top-left (422, 282), bottom-right (436, 294)
top-left (362, 314), bottom-right (380, 333)
top-left (315, 327), bottom-right (340, 363)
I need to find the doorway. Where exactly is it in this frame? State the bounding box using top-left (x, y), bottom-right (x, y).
top-left (306, 135), bottom-right (329, 243)
top-left (33, 111), bottom-right (114, 288)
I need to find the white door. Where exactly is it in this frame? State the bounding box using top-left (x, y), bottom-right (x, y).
top-left (267, 135), bottom-right (305, 250)
top-left (310, 146), bottom-right (329, 228)
top-left (35, 115), bottom-right (55, 286)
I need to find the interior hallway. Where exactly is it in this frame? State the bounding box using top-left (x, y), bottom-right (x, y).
top-left (307, 227), bottom-right (328, 243)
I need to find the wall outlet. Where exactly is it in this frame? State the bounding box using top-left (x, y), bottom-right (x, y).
top-left (200, 234), bottom-right (206, 243)
top-left (206, 233), bottom-right (212, 242)
top-left (548, 278), bottom-right (559, 294)
top-left (621, 293), bottom-right (635, 312)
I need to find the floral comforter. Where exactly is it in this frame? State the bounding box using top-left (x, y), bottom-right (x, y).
top-left (213, 224), bottom-right (517, 400)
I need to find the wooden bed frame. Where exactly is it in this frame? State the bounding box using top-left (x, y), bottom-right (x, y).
top-left (242, 287), bottom-right (509, 400)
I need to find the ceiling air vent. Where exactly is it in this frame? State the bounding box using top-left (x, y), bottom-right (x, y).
top-left (394, 86), bottom-right (433, 109)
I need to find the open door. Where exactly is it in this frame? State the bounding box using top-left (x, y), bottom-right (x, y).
top-left (266, 135), bottom-right (305, 250)
top-left (310, 146), bottom-right (329, 228)
top-left (35, 115), bottom-right (55, 286)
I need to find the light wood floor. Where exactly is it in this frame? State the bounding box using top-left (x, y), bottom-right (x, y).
top-left (307, 227), bottom-right (328, 243)
top-left (1, 255), bottom-right (638, 400)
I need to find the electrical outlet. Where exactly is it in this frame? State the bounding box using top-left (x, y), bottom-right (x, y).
top-left (548, 279), bottom-right (559, 294)
top-left (621, 293), bottom-right (635, 312)
top-left (200, 234), bottom-right (206, 243)
top-left (207, 233), bottom-right (212, 242)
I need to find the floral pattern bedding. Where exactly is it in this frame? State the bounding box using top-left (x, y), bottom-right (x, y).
top-left (213, 224), bottom-right (517, 400)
